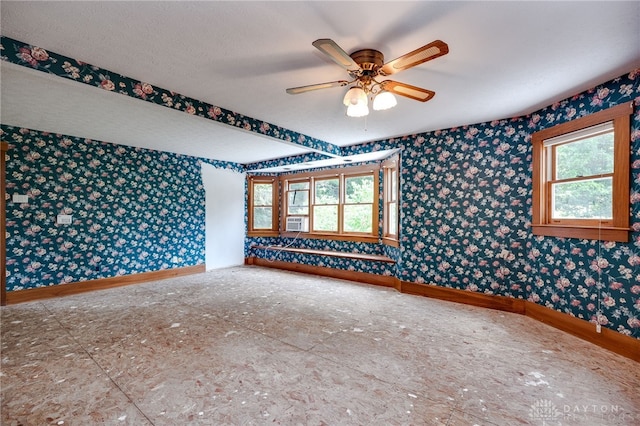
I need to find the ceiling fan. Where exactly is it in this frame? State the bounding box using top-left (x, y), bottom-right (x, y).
top-left (286, 38), bottom-right (449, 117)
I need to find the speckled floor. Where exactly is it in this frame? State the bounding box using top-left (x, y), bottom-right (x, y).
top-left (1, 266), bottom-right (639, 425)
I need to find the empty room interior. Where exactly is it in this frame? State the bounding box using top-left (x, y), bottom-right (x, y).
top-left (1, 1), bottom-right (639, 425)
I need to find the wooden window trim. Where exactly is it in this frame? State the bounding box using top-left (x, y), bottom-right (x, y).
top-left (1, 142), bottom-right (8, 305)
top-left (280, 165), bottom-right (380, 240)
top-left (284, 178), bottom-right (309, 219)
top-left (247, 176), bottom-right (279, 237)
top-left (280, 232), bottom-right (379, 244)
top-left (342, 172), bottom-right (378, 236)
top-left (531, 102), bottom-right (632, 242)
top-left (312, 176), bottom-right (341, 234)
top-left (382, 154), bottom-right (400, 244)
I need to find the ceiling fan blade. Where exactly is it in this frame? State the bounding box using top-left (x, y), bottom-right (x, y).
top-left (380, 40), bottom-right (449, 76)
top-left (286, 80), bottom-right (350, 95)
top-left (312, 39), bottom-right (361, 72)
top-left (381, 80), bottom-right (435, 102)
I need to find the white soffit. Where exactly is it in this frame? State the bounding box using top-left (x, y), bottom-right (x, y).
top-left (250, 149), bottom-right (399, 173)
top-left (0, 62), bottom-right (312, 164)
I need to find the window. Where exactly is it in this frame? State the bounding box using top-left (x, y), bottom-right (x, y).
top-left (343, 174), bottom-right (375, 233)
top-left (247, 177), bottom-right (278, 235)
top-left (382, 154), bottom-right (400, 244)
top-left (532, 102), bottom-right (632, 242)
top-left (286, 180), bottom-right (309, 216)
top-left (313, 177), bottom-right (340, 232)
top-left (281, 165), bottom-right (379, 241)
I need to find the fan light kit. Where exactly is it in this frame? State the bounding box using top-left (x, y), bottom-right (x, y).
top-left (287, 38), bottom-right (449, 117)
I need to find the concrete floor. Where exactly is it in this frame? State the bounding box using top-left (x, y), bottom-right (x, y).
top-left (1, 266), bottom-right (638, 425)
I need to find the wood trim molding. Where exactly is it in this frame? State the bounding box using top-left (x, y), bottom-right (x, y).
top-left (4, 265), bottom-right (205, 305)
top-left (400, 281), bottom-right (526, 314)
top-left (8, 256), bottom-right (636, 362)
top-left (531, 101), bottom-right (633, 242)
top-left (1, 142), bottom-right (8, 306)
top-left (242, 260), bottom-right (638, 362)
top-left (531, 224), bottom-right (630, 242)
top-left (246, 257), bottom-right (400, 289)
top-left (278, 232), bottom-right (379, 244)
top-left (524, 302), bottom-right (639, 362)
top-left (400, 280), bottom-right (639, 362)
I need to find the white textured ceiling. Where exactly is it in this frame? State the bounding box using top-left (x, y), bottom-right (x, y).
top-left (1, 1), bottom-right (639, 168)
top-left (0, 62), bottom-right (310, 164)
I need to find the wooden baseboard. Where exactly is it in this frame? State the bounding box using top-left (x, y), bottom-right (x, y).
top-left (247, 257), bottom-right (400, 289)
top-left (244, 259), bottom-right (639, 362)
top-left (399, 280), bottom-right (638, 361)
top-left (5, 265), bottom-right (206, 305)
top-left (400, 281), bottom-right (527, 314)
top-left (524, 302), bottom-right (639, 362)
top-left (25, 258), bottom-right (631, 361)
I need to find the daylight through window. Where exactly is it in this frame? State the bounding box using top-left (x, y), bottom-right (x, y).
top-left (247, 177), bottom-right (278, 235)
top-left (280, 165), bottom-right (379, 241)
top-left (531, 102), bottom-right (632, 242)
top-left (249, 159), bottom-right (400, 243)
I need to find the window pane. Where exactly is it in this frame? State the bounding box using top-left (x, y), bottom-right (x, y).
top-left (288, 190), bottom-right (308, 215)
top-left (253, 183), bottom-right (272, 205)
top-left (391, 170), bottom-right (398, 200)
top-left (555, 133), bottom-right (614, 180)
top-left (289, 181), bottom-right (309, 191)
top-left (345, 175), bottom-right (374, 203)
top-left (253, 206), bottom-right (273, 229)
top-left (313, 205), bottom-right (338, 231)
top-left (388, 202), bottom-right (397, 235)
top-left (315, 179), bottom-right (339, 204)
top-left (552, 177), bottom-right (612, 219)
top-left (344, 204), bottom-right (373, 233)
top-left (288, 206), bottom-right (308, 215)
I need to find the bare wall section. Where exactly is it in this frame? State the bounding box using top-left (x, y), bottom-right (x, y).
top-left (202, 164), bottom-right (245, 270)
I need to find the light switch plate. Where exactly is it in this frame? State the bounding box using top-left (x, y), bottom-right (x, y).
top-left (12, 194), bottom-right (29, 204)
top-left (57, 214), bottom-right (73, 225)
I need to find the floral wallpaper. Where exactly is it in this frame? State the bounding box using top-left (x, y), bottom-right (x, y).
top-left (1, 35), bottom-right (639, 339)
top-left (1, 125), bottom-right (237, 291)
top-left (0, 36), bottom-right (342, 157)
top-left (525, 73), bottom-right (640, 338)
top-left (248, 70), bottom-right (640, 339)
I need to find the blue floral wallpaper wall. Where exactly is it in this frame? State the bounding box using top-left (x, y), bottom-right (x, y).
top-left (525, 73), bottom-right (640, 338)
top-left (392, 71), bottom-right (640, 339)
top-left (2, 35), bottom-right (638, 339)
top-left (247, 70), bottom-right (640, 339)
top-left (1, 125), bottom-right (238, 291)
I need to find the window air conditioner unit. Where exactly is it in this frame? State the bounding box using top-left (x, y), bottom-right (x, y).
top-left (286, 217), bottom-right (308, 232)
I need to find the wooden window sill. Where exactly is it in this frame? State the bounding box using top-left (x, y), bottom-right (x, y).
top-left (279, 232), bottom-right (378, 244)
top-left (247, 231), bottom-right (280, 237)
top-left (381, 237), bottom-right (399, 248)
top-left (532, 224), bottom-right (630, 242)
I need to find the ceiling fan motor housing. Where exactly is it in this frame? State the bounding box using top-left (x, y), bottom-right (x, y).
top-left (350, 49), bottom-right (384, 72)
